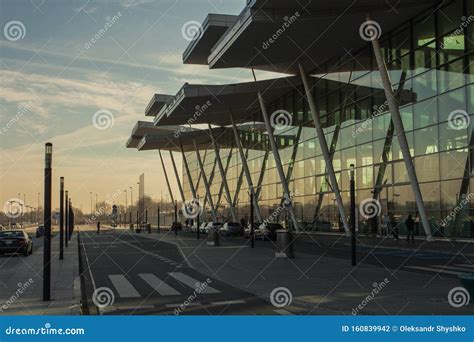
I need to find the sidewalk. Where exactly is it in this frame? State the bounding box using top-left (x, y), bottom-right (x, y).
top-left (300, 232), bottom-right (474, 256)
top-left (136, 231), bottom-right (472, 315)
top-left (0, 233), bottom-right (81, 315)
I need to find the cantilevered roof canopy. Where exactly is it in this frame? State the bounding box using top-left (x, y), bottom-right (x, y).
top-left (182, 14), bottom-right (238, 64)
top-left (153, 76), bottom-right (303, 126)
top-left (145, 94), bottom-right (174, 117)
top-left (125, 121), bottom-right (182, 148)
top-left (153, 76), bottom-right (416, 127)
top-left (138, 126), bottom-right (295, 152)
top-left (189, 0), bottom-right (438, 74)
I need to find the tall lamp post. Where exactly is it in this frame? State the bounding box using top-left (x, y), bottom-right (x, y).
top-left (59, 177), bottom-right (64, 260)
top-left (43, 143), bottom-right (52, 301)
top-left (350, 164), bottom-right (356, 266)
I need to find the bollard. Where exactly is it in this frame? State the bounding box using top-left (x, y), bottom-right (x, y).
top-left (275, 229), bottom-right (294, 258)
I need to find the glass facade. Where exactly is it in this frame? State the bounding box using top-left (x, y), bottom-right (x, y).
top-left (183, 0), bottom-right (473, 238)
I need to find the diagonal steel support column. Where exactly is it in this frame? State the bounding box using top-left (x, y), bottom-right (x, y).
top-left (203, 155), bottom-right (217, 209)
top-left (299, 63), bottom-right (350, 234)
top-left (368, 20), bottom-right (432, 240)
top-left (195, 150), bottom-right (208, 190)
top-left (257, 93), bottom-right (299, 231)
top-left (209, 126), bottom-right (238, 222)
top-left (158, 150), bottom-right (175, 204)
top-left (169, 150), bottom-right (185, 202)
top-left (232, 148), bottom-right (249, 208)
top-left (255, 149), bottom-right (269, 200)
top-left (192, 139), bottom-right (217, 222)
top-left (229, 113), bottom-right (263, 222)
top-left (180, 144), bottom-right (196, 199)
top-left (216, 147), bottom-right (234, 208)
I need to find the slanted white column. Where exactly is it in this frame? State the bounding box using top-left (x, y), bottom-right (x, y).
top-left (208, 126), bottom-right (238, 222)
top-left (169, 150), bottom-right (185, 202)
top-left (192, 139), bottom-right (217, 222)
top-left (256, 93), bottom-right (299, 232)
top-left (229, 113), bottom-right (263, 222)
top-left (180, 144), bottom-right (197, 199)
top-left (299, 63), bottom-right (350, 235)
top-left (367, 19), bottom-right (432, 240)
top-left (158, 149), bottom-right (175, 204)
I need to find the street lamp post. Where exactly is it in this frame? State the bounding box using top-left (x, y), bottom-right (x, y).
top-left (124, 190), bottom-right (128, 225)
top-left (250, 190), bottom-right (254, 248)
top-left (59, 177), bottom-right (64, 260)
top-left (89, 192), bottom-right (93, 216)
top-left (350, 164), bottom-right (356, 266)
top-left (65, 190), bottom-right (69, 248)
top-left (174, 200), bottom-right (178, 237)
top-left (43, 143), bottom-right (52, 301)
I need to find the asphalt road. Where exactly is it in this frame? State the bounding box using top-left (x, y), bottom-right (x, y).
top-left (79, 230), bottom-right (285, 315)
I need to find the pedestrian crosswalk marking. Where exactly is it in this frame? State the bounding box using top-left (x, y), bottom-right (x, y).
top-left (168, 272), bottom-right (220, 294)
top-left (405, 266), bottom-right (464, 276)
top-left (108, 275), bottom-right (140, 298)
top-left (139, 273), bottom-right (181, 296)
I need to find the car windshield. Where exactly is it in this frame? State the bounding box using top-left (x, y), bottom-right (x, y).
top-left (0, 231), bottom-right (24, 238)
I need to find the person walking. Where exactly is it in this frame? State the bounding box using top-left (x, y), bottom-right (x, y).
top-left (97, 221), bottom-right (100, 234)
top-left (405, 214), bottom-right (415, 243)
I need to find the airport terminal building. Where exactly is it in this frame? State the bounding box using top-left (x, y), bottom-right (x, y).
top-left (128, 0), bottom-right (473, 238)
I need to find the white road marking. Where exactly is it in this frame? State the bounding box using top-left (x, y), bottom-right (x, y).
top-left (139, 273), bottom-right (181, 296)
top-left (274, 309), bottom-right (294, 315)
top-left (433, 265), bottom-right (473, 273)
top-left (210, 300), bottom-right (246, 305)
top-left (405, 266), bottom-right (463, 276)
top-left (455, 264), bottom-right (474, 269)
top-left (108, 275), bottom-right (141, 298)
top-left (168, 272), bottom-right (220, 294)
top-left (165, 302), bottom-right (202, 307)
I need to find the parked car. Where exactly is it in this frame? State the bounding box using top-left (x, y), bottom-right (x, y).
top-left (0, 230), bottom-right (33, 256)
top-left (256, 222), bottom-right (283, 241)
top-left (220, 222), bottom-right (243, 236)
top-left (244, 222), bottom-right (261, 238)
top-left (36, 224), bottom-right (45, 237)
top-left (204, 222), bottom-right (223, 234)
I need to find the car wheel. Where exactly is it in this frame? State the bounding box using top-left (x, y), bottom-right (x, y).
top-left (23, 248), bottom-right (29, 257)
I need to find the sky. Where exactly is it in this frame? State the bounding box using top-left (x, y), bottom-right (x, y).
top-left (0, 0), bottom-right (284, 214)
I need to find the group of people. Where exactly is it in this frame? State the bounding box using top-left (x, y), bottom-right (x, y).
top-left (382, 214), bottom-right (417, 243)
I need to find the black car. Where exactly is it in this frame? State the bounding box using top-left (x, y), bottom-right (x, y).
top-left (0, 230), bottom-right (33, 256)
